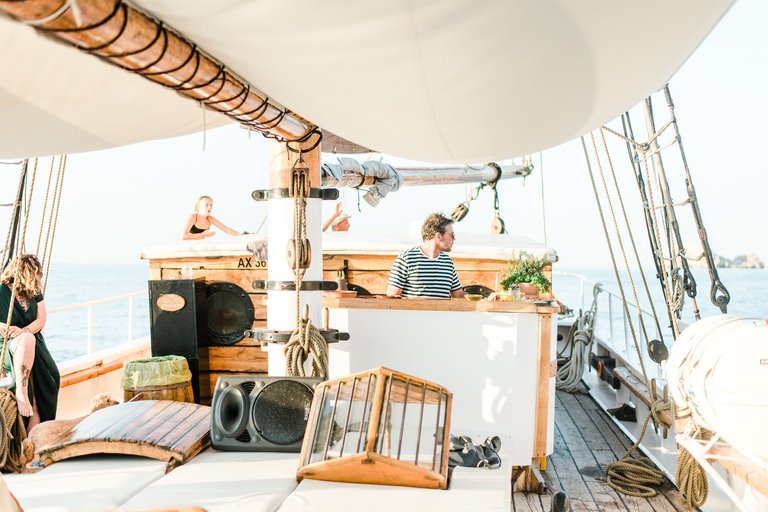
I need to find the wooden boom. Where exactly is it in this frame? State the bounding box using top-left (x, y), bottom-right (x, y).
top-left (322, 163), bottom-right (532, 188)
top-left (0, 0), bottom-right (313, 142)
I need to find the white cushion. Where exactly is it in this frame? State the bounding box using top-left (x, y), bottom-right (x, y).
top-left (3, 455), bottom-right (167, 512)
top-left (117, 449), bottom-right (301, 512)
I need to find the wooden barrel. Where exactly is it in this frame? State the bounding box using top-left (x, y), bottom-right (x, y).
top-left (122, 356), bottom-right (194, 403)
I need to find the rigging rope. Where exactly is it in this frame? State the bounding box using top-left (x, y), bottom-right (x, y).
top-left (581, 134), bottom-right (676, 498)
top-left (0, 160), bottom-right (37, 471)
top-left (35, 157), bottom-right (57, 255)
top-left (2, 161), bottom-right (28, 268)
top-left (34, 155), bottom-right (67, 294)
top-left (283, 150), bottom-right (328, 379)
top-left (588, 115), bottom-right (711, 505)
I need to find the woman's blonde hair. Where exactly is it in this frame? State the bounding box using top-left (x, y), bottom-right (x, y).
top-left (1, 254), bottom-right (43, 299)
top-left (194, 195), bottom-right (212, 213)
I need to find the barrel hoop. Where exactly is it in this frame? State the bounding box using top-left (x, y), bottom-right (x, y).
top-left (125, 381), bottom-right (191, 392)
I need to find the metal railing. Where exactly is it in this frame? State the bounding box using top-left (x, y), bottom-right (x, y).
top-left (553, 270), bottom-right (665, 380)
top-left (48, 290), bottom-right (147, 355)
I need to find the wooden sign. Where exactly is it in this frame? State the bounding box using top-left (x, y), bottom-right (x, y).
top-left (157, 294), bottom-right (185, 312)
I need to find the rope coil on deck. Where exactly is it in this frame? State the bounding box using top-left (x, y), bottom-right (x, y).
top-left (597, 399), bottom-right (670, 497)
top-left (0, 389), bottom-right (27, 473)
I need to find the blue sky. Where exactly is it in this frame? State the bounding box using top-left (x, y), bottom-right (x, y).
top-left (1, 0), bottom-right (765, 271)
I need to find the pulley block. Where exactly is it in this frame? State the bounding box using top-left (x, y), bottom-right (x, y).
top-left (287, 239), bottom-right (312, 269)
top-left (290, 160), bottom-right (311, 198)
top-left (450, 203), bottom-right (469, 222)
top-left (490, 212), bottom-right (506, 234)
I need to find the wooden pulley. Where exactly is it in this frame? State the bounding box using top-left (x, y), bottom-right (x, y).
top-left (490, 212), bottom-right (506, 234)
top-left (450, 203), bottom-right (469, 222)
top-left (287, 239), bottom-right (312, 269)
top-left (290, 159), bottom-right (311, 198)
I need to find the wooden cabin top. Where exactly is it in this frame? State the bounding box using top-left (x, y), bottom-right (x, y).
top-left (140, 231), bottom-right (557, 262)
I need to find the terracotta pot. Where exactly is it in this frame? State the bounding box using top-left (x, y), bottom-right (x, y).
top-left (518, 283), bottom-right (539, 299)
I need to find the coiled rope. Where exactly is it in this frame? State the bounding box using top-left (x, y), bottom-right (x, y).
top-left (283, 150), bottom-right (328, 379)
top-left (0, 389), bottom-right (27, 473)
top-left (675, 443), bottom-right (709, 509)
top-left (597, 399), bottom-right (670, 497)
top-left (556, 284), bottom-right (599, 393)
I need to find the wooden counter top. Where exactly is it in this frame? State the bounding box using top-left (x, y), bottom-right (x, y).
top-left (322, 297), bottom-right (559, 314)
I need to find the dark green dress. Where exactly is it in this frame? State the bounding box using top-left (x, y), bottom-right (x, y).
top-left (0, 284), bottom-right (60, 422)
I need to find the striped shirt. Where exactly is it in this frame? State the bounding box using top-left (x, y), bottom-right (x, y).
top-left (387, 246), bottom-right (461, 298)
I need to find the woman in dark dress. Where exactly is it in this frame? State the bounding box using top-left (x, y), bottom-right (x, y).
top-left (0, 254), bottom-right (60, 429)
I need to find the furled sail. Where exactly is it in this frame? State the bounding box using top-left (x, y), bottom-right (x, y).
top-left (0, 0), bottom-right (734, 162)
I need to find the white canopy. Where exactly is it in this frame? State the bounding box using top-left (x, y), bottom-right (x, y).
top-left (0, 0), bottom-right (733, 163)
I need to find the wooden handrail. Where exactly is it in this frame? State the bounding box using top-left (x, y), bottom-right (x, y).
top-left (60, 361), bottom-right (124, 388)
top-left (613, 367), bottom-right (673, 427)
top-left (710, 444), bottom-right (768, 500)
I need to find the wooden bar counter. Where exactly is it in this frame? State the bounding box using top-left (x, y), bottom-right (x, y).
top-left (318, 296), bottom-right (558, 466)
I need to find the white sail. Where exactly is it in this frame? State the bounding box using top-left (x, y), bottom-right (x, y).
top-left (0, 0), bottom-right (733, 162)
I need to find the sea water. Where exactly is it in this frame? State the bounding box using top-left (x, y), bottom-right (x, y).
top-left (43, 263), bottom-right (150, 362)
top-left (38, 264), bottom-right (767, 363)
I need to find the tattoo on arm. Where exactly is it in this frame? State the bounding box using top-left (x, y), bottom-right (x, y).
top-left (20, 363), bottom-right (30, 387)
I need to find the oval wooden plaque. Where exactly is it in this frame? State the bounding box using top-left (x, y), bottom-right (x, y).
top-left (157, 294), bottom-right (185, 312)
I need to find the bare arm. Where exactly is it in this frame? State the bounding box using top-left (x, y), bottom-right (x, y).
top-left (322, 202), bottom-right (342, 232)
top-left (450, 288), bottom-right (466, 298)
top-left (386, 285), bottom-right (403, 297)
top-left (209, 216), bottom-right (241, 236)
top-left (5, 300), bottom-right (47, 338)
top-left (181, 214), bottom-right (215, 241)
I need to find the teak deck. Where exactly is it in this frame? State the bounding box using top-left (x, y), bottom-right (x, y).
top-left (516, 390), bottom-right (692, 512)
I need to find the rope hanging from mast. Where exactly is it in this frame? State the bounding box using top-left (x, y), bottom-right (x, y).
top-left (283, 142), bottom-right (329, 379)
top-left (581, 133), bottom-right (674, 499)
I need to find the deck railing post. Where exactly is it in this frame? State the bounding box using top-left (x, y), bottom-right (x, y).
top-left (128, 296), bottom-right (134, 343)
top-left (608, 294), bottom-right (614, 345)
top-left (87, 304), bottom-right (93, 355)
top-left (622, 304), bottom-right (630, 362)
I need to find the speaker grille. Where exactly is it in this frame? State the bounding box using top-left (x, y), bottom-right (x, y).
top-left (252, 381), bottom-right (313, 445)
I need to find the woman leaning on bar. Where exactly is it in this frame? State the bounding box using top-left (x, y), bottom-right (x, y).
top-left (0, 254), bottom-right (60, 429)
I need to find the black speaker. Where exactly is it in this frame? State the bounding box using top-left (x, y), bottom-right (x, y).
top-left (211, 375), bottom-right (324, 452)
top-left (148, 278), bottom-right (208, 402)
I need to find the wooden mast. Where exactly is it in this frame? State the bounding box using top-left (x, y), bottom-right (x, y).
top-left (265, 137), bottom-right (324, 375)
top-left (0, 0), bottom-right (313, 141)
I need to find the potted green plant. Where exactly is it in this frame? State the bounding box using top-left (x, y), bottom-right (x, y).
top-left (499, 251), bottom-right (551, 298)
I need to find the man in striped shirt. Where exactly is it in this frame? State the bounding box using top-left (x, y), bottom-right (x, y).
top-left (386, 213), bottom-right (467, 299)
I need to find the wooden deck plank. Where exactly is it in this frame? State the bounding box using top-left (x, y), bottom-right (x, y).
top-left (547, 423), bottom-right (601, 511)
top-left (514, 389), bottom-right (693, 512)
top-left (571, 392), bottom-right (689, 512)
top-left (554, 394), bottom-right (630, 511)
top-left (558, 391), bottom-right (673, 512)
